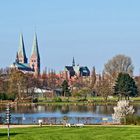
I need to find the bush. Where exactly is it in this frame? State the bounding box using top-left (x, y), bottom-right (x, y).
top-left (52, 97), bottom-right (62, 102)
top-left (135, 116), bottom-right (140, 125)
top-left (121, 115), bottom-right (140, 125)
top-left (112, 100), bottom-right (134, 123)
top-left (78, 98), bottom-right (88, 102)
top-left (8, 95), bottom-right (16, 101)
top-left (33, 98), bottom-right (38, 103)
top-left (0, 93), bottom-right (8, 100)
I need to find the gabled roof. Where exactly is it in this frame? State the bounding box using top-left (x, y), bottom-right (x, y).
top-left (79, 66), bottom-right (90, 76)
top-left (65, 66), bottom-right (75, 76)
top-left (65, 66), bottom-right (74, 71)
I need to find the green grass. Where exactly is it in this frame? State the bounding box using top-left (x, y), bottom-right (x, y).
top-left (0, 126), bottom-right (140, 140)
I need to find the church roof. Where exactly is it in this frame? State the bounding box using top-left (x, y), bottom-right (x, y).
top-left (65, 66), bottom-right (75, 76)
top-left (65, 65), bottom-right (90, 77)
top-left (79, 66), bottom-right (90, 76)
top-left (13, 62), bottom-right (33, 72)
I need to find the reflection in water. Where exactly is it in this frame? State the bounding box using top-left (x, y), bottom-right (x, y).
top-left (0, 104), bottom-right (140, 124)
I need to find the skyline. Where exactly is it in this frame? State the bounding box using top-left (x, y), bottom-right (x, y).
top-left (1, 1), bottom-right (140, 75)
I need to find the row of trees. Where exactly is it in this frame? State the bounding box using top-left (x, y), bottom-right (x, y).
top-left (0, 54), bottom-right (139, 102)
top-left (0, 69), bottom-right (40, 100)
top-left (70, 54), bottom-right (138, 101)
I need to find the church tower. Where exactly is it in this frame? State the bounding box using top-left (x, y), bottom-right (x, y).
top-left (17, 34), bottom-right (28, 63)
top-left (30, 33), bottom-right (40, 76)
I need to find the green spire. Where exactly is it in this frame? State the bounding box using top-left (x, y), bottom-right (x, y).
top-left (18, 33), bottom-right (27, 63)
top-left (72, 57), bottom-right (75, 66)
top-left (31, 33), bottom-right (40, 59)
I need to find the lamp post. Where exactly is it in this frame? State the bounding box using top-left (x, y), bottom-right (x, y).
top-left (6, 104), bottom-right (11, 140)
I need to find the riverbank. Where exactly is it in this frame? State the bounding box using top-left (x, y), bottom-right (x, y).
top-left (0, 125), bottom-right (140, 140)
top-left (1, 124), bottom-right (140, 129)
top-left (1, 97), bottom-right (140, 105)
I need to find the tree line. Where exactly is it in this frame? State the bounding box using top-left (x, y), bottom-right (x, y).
top-left (0, 54), bottom-right (140, 102)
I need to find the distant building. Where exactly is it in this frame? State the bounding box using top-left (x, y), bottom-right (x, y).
top-left (11, 33), bottom-right (40, 76)
top-left (64, 57), bottom-right (90, 79)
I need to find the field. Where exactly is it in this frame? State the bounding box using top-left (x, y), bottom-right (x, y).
top-left (0, 126), bottom-right (140, 140)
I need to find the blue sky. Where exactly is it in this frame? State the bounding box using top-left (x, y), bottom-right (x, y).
top-left (0, 0), bottom-right (140, 75)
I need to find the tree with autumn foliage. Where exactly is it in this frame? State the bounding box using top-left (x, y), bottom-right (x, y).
top-left (0, 68), bottom-right (9, 99)
top-left (8, 69), bottom-right (40, 101)
top-left (8, 69), bottom-right (26, 100)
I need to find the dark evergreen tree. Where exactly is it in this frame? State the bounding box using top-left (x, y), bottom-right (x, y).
top-left (114, 73), bottom-right (137, 100)
top-left (61, 80), bottom-right (71, 97)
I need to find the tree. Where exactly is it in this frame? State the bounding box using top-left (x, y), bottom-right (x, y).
top-left (90, 66), bottom-right (96, 89)
top-left (8, 69), bottom-right (39, 101)
top-left (23, 73), bottom-right (39, 98)
top-left (40, 69), bottom-right (48, 89)
top-left (61, 80), bottom-right (71, 97)
top-left (0, 68), bottom-right (9, 99)
top-left (47, 69), bottom-right (59, 89)
top-left (112, 100), bottom-right (134, 123)
top-left (135, 76), bottom-right (140, 96)
top-left (96, 77), bottom-right (112, 102)
top-left (104, 54), bottom-right (134, 80)
top-left (114, 73), bottom-right (138, 100)
top-left (71, 76), bottom-right (85, 89)
top-left (8, 69), bottom-right (26, 100)
top-left (77, 87), bottom-right (91, 100)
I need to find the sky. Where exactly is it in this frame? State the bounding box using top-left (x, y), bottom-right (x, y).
top-left (0, 0), bottom-right (140, 75)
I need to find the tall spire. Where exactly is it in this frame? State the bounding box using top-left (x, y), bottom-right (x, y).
top-left (18, 33), bottom-right (27, 63)
top-left (15, 52), bottom-right (19, 63)
top-left (31, 33), bottom-right (40, 59)
top-left (72, 57), bottom-right (75, 66)
top-left (30, 33), bottom-right (40, 76)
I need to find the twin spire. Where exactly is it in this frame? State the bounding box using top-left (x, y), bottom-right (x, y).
top-left (31, 33), bottom-right (40, 60)
top-left (18, 34), bottom-right (27, 63)
top-left (17, 33), bottom-right (39, 63)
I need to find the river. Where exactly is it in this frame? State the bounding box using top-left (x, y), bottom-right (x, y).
top-left (0, 104), bottom-right (140, 124)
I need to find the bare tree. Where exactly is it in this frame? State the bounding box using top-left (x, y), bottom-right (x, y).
top-left (135, 76), bottom-right (140, 96)
top-left (104, 54), bottom-right (134, 79)
top-left (96, 77), bottom-right (112, 102)
top-left (90, 66), bottom-right (96, 89)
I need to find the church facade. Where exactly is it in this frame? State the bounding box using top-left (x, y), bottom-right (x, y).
top-left (11, 33), bottom-right (40, 76)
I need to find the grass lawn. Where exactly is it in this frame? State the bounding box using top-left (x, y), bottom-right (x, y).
top-left (0, 126), bottom-right (140, 140)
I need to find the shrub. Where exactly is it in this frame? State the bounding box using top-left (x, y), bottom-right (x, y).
top-left (121, 115), bottom-right (140, 125)
top-left (33, 98), bottom-right (38, 103)
top-left (78, 98), bottom-right (88, 102)
top-left (0, 93), bottom-right (7, 100)
top-left (112, 100), bottom-right (134, 123)
top-left (135, 116), bottom-right (140, 125)
top-left (7, 93), bottom-right (16, 101)
top-left (52, 97), bottom-right (62, 102)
